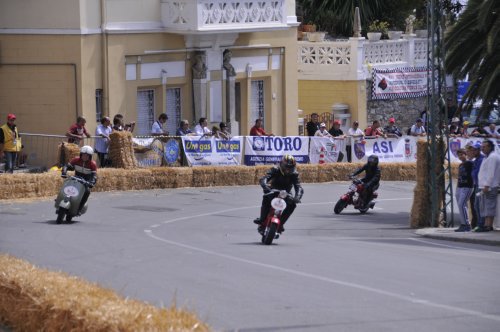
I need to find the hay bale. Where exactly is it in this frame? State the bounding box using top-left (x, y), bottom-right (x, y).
top-left (297, 164), bottom-right (319, 183)
top-left (254, 165), bottom-right (272, 184)
top-left (192, 167), bottom-right (216, 187)
top-left (150, 167), bottom-right (177, 189)
top-left (57, 143), bottom-right (80, 166)
top-left (108, 132), bottom-right (138, 169)
top-left (212, 166), bottom-right (257, 186)
top-left (172, 167), bottom-right (193, 188)
top-left (0, 254), bottom-right (209, 332)
top-left (95, 168), bottom-right (153, 191)
top-left (410, 186), bottom-right (430, 228)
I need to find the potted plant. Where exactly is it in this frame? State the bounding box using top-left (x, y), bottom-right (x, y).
top-left (367, 20), bottom-right (389, 41)
top-left (414, 18), bottom-right (427, 38)
top-left (387, 26), bottom-right (403, 40)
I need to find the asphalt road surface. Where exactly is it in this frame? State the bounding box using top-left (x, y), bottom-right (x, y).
top-left (1, 181), bottom-right (500, 332)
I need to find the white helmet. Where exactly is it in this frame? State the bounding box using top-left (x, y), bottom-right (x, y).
top-left (80, 145), bottom-right (94, 156)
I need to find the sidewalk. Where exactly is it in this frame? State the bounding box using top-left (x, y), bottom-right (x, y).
top-left (416, 227), bottom-right (500, 246)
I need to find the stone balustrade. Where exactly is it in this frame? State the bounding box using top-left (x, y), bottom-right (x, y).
top-left (298, 36), bottom-right (428, 81)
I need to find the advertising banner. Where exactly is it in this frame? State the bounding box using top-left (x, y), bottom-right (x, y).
top-left (309, 137), bottom-right (345, 164)
top-left (372, 67), bottom-right (429, 100)
top-left (132, 137), bottom-right (182, 167)
top-left (244, 136), bottom-right (310, 165)
top-left (181, 136), bottom-right (243, 166)
top-left (350, 136), bottom-right (418, 163)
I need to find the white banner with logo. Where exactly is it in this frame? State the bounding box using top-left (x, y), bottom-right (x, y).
top-left (181, 136), bottom-right (243, 166)
top-left (372, 67), bottom-right (429, 100)
top-left (448, 137), bottom-right (500, 162)
top-left (309, 137), bottom-right (346, 164)
top-left (244, 136), bottom-right (310, 165)
top-left (350, 136), bottom-right (418, 163)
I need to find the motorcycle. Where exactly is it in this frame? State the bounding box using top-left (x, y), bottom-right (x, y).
top-left (259, 189), bottom-right (293, 245)
top-left (333, 177), bottom-right (377, 214)
top-left (54, 175), bottom-right (92, 224)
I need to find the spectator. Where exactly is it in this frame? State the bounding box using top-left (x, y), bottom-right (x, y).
top-left (475, 140), bottom-right (500, 232)
top-left (484, 122), bottom-right (499, 138)
top-left (454, 148), bottom-right (474, 232)
top-left (219, 122), bottom-right (232, 139)
top-left (194, 117), bottom-right (212, 136)
top-left (420, 107), bottom-right (428, 130)
top-left (151, 113), bottom-right (169, 136)
top-left (346, 121), bottom-right (364, 163)
top-left (365, 120), bottom-right (385, 138)
top-left (314, 123), bottom-right (332, 137)
top-left (470, 124), bottom-right (488, 137)
top-left (467, 142), bottom-right (485, 231)
top-left (459, 121), bottom-right (470, 138)
top-left (66, 116), bottom-right (91, 145)
top-left (212, 125), bottom-right (229, 140)
top-left (94, 116), bottom-right (112, 167)
top-left (328, 120), bottom-right (345, 138)
top-left (306, 113), bottom-right (321, 136)
top-left (176, 120), bottom-right (193, 136)
top-left (449, 117), bottom-right (461, 136)
top-left (410, 118), bottom-right (426, 137)
top-left (384, 117), bottom-right (402, 137)
top-left (250, 118), bottom-right (274, 136)
top-left (112, 114), bottom-right (135, 132)
top-left (0, 113), bottom-right (22, 173)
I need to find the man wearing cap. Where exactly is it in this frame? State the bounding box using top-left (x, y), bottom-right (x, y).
top-left (410, 118), bottom-right (426, 137)
top-left (0, 114), bottom-right (22, 173)
top-left (314, 123), bottom-right (332, 137)
top-left (384, 118), bottom-right (402, 138)
top-left (466, 142), bottom-right (485, 230)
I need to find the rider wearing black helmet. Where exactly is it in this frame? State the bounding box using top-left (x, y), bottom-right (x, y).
top-left (254, 154), bottom-right (304, 233)
top-left (349, 154), bottom-right (381, 208)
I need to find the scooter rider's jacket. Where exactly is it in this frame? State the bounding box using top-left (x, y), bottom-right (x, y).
top-left (260, 166), bottom-right (304, 201)
top-left (62, 157), bottom-right (98, 186)
top-left (351, 163), bottom-right (380, 189)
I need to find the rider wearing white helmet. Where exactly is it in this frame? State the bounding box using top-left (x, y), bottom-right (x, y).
top-left (61, 145), bottom-right (98, 213)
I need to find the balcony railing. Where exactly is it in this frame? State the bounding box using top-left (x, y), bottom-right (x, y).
top-left (298, 36), bottom-right (428, 80)
top-left (161, 0), bottom-right (288, 33)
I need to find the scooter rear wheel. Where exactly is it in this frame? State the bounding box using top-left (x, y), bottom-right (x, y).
top-left (334, 199), bottom-right (347, 214)
top-left (262, 223), bottom-right (278, 245)
top-left (56, 208), bottom-right (66, 224)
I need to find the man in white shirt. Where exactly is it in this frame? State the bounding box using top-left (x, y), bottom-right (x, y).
top-left (314, 123), bottom-right (332, 137)
top-left (410, 118), bottom-right (426, 136)
top-left (346, 121), bottom-right (364, 162)
top-left (95, 116), bottom-right (112, 167)
top-left (194, 117), bottom-right (212, 136)
top-left (151, 113), bottom-right (168, 136)
top-left (477, 140), bottom-right (500, 231)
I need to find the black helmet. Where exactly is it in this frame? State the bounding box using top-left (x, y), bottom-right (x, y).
top-left (280, 154), bottom-right (296, 175)
top-left (367, 155), bottom-right (379, 167)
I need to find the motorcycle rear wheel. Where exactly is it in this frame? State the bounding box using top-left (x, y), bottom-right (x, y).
top-left (56, 208), bottom-right (66, 224)
top-left (334, 199), bottom-right (347, 214)
top-left (262, 223), bottom-right (278, 245)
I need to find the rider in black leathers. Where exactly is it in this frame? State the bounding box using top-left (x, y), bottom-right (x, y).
top-left (254, 155), bottom-right (304, 233)
top-left (349, 155), bottom-right (380, 208)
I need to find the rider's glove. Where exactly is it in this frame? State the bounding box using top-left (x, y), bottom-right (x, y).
top-left (293, 196), bottom-right (301, 204)
top-left (263, 186), bottom-right (271, 194)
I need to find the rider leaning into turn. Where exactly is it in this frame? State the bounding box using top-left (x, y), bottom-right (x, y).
top-left (349, 154), bottom-right (381, 208)
top-left (61, 145), bottom-right (98, 213)
top-left (254, 154), bottom-right (304, 233)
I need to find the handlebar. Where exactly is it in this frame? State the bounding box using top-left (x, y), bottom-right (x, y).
top-left (264, 189), bottom-right (294, 199)
top-left (63, 175), bottom-right (94, 187)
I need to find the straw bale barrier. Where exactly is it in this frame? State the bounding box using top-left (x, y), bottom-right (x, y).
top-left (0, 163), bottom-right (447, 201)
top-left (0, 254), bottom-right (209, 332)
top-left (57, 143), bottom-right (80, 165)
top-left (109, 131), bottom-right (138, 169)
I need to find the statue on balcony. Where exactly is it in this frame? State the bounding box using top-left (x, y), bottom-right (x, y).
top-left (192, 51), bottom-right (207, 79)
top-left (405, 14), bottom-right (416, 35)
top-left (223, 49), bottom-right (236, 77)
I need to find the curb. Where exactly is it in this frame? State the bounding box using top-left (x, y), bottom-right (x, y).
top-left (415, 228), bottom-right (500, 247)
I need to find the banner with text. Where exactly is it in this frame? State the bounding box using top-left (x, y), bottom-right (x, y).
top-left (244, 136), bottom-right (310, 165)
top-left (181, 136), bottom-right (243, 166)
top-left (350, 136), bottom-right (419, 163)
top-left (309, 137), bottom-right (345, 164)
top-left (372, 67), bottom-right (429, 100)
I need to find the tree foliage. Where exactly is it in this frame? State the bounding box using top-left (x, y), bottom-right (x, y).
top-left (445, 0), bottom-right (500, 112)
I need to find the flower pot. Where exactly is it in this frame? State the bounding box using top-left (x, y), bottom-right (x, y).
top-left (387, 31), bottom-right (403, 40)
top-left (367, 32), bottom-right (382, 41)
top-left (306, 31), bottom-right (326, 42)
top-left (301, 24), bottom-right (316, 33)
top-left (415, 29), bottom-right (428, 38)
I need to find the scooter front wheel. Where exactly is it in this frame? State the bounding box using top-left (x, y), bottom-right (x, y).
top-left (334, 199), bottom-right (347, 214)
top-left (56, 208), bottom-right (67, 224)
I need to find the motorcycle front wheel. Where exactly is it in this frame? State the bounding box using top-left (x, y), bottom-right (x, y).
top-left (358, 206), bottom-right (369, 214)
top-left (262, 223), bottom-right (278, 245)
top-left (334, 199), bottom-right (347, 214)
top-left (65, 214), bottom-right (73, 223)
top-left (56, 208), bottom-right (67, 224)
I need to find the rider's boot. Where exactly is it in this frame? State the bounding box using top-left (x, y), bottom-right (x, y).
top-left (253, 217), bottom-right (262, 225)
top-left (369, 201), bottom-right (375, 209)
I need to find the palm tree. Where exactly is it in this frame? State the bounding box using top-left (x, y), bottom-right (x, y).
top-left (445, 0), bottom-right (500, 116)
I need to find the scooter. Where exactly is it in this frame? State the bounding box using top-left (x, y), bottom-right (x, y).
top-left (54, 175), bottom-right (92, 224)
top-left (333, 177), bottom-right (377, 214)
top-left (259, 189), bottom-right (293, 245)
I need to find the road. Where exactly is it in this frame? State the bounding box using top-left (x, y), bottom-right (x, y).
top-left (1, 181), bottom-right (500, 332)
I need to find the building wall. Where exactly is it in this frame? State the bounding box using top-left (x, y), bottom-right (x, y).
top-left (298, 80), bottom-right (367, 129)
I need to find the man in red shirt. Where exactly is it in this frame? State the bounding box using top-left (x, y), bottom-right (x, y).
top-left (66, 116), bottom-right (91, 145)
top-left (250, 118), bottom-right (274, 136)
